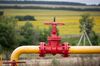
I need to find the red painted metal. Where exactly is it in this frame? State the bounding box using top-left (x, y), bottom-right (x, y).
top-left (3, 60), bottom-right (25, 66)
top-left (39, 22), bottom-right (70, 57)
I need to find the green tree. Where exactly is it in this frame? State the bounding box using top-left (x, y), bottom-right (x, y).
top-left (39, 28), bottom-right (50, 42)
top-left (0, 16), bottom-right (17, 59)
top-left (79, 14), bottom-right (98, 45)
top-left (19, 22), bottom-right (39, 45)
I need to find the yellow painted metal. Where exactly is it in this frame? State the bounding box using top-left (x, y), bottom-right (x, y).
top-left (11, 46), bottom-right (39, 61)
top-left (70, 46), bottom-right (100, 54)
top-left (11, 46), bottom-right (100, 62)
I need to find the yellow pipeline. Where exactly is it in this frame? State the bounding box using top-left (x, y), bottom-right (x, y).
top-left (11, 46), bottom-right (100, 61)
top-left (70, 46), bottom-right (100, 54)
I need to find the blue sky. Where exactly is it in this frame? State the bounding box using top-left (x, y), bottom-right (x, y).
top-left (36, 0), bottom-right (100, 5)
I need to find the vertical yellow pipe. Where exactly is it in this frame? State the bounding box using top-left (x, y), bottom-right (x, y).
top-left (11, 46), bottom-right (40, 61)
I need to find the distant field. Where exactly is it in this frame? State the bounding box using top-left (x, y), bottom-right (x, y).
top-left (3, 9), bottom-right (100, 35)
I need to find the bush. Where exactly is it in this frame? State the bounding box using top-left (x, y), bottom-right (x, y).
top-left (24, 15), bottom-right (36, 21)
top-left (0, 11), bottom-right (3, 16)
top-left (15, 15), bottom-right (36, 21)
top-left (15, 16), bottom-right (23, 21)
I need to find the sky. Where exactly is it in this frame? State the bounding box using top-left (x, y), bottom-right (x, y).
top-left (36, 0), bottom-right (100, 5)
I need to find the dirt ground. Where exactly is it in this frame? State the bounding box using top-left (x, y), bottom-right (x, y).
top-left (2, 55), bottom-right (100, 66)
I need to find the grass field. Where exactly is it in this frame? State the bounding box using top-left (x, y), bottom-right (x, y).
top-left (3, 9), bottom-right (100, 35)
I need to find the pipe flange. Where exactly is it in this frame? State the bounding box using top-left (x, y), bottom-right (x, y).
top-left (39, 42), bottom-right (46, 57)
top-left (62, 43), bottom-right (70, 57)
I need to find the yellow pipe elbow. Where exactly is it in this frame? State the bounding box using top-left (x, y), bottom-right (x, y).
top-left (11, 46), bottom-right (39, 61)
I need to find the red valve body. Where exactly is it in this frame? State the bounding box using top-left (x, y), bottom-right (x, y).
top-left (39, 22), bottom-right (70, 57)
top-left (39, 42), bottom-right (70, 57)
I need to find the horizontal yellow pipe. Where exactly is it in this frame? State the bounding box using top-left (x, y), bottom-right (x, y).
top-left (70, 46), bottom-right (100, 54)
top-left (11, 46), bottom-right (100, 61)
